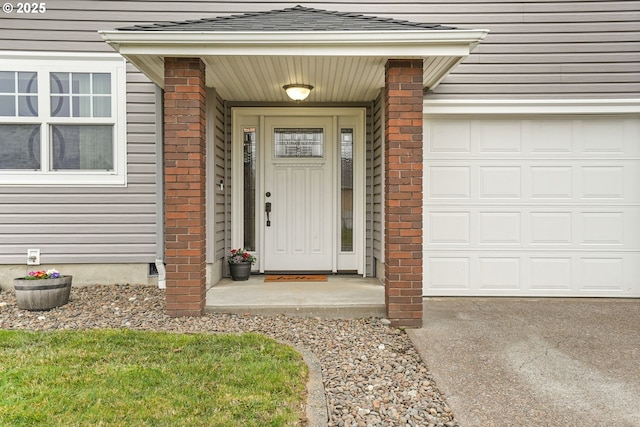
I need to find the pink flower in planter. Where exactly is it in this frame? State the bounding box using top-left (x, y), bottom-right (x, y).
top-left (25, 269), bottom-right (61, 280)
top-left (228, 248), bottom-right (257, 265)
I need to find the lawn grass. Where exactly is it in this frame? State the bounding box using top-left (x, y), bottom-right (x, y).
top-left (0, 329), bottom-right (308, 426)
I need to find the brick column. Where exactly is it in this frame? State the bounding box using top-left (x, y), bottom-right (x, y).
top-left (163, 57), bottom-right (207, 316)
top-left (384, 59), bottom-right (424, 328)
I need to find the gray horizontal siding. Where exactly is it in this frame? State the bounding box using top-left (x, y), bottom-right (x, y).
top-left (365, 104), bottom-right (374, 277)
top-left (1, 1), bottom-right (637, 99)
top-left (372, 90), bottom-right (384, 265)
top-left (0, 63), bottom-right (158, 264)
top-left (212, 91), bottom-right (226, 262)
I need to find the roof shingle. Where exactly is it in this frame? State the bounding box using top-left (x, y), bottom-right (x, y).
top-left (119, 5), bottom-right (455, 32)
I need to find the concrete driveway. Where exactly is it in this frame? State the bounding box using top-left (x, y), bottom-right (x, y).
top-left (407, 298), bottom-right (640, 427)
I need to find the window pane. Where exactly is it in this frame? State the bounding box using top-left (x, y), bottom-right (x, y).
top-left (50, 72), bottom-right (69, 94)
top-left (18, 95), bottom-right (38, 116)
top-left (0, 95), bottom-right (15, 116)
top-left (18, 72), bottom-right (37, 93)
top-left (0, 71), bottom-right (15, 92)
top-left (51, 95), bottom-right (69, 117)
top-left (0, 72), bottom-right (38, 116)
top-left (341, 128), bottom-right (354, 252)
top-left (0, 124), bottom-right (41, 169)
top-left (243, 128), bottom-right (256, 251)
top-left (72, 73), bottom-right (90, 94)
top-left (274, 128), bottom-right (323, 158)
top-left (72, 95), bottom-right (91, 117)
top-left (93, 96), bottom-right (111, 117)
top-left (51, 125), bottom-right (113, 170)
top-left (51, 72), bottom-right (111, 118)
top-left (93, 73), bottom-right (111, 94)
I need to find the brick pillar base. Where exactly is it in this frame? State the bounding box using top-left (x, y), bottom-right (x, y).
top-left (384, 59), bottom-right (424, 328)
top-left (163, 57), bottom-right (207, 316)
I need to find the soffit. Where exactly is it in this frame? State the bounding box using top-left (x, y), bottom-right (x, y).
top-left (124, 54), bottom-right (467, 102)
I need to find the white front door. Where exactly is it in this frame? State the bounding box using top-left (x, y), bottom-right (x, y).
top-left (263, 116), bottom-right (334, 271)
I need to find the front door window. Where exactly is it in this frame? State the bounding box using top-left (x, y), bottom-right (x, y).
top-left (274, 127), bottom-right (324, 158)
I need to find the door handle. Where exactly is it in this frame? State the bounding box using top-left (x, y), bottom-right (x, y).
top-left (265, 202), bottom-right (271, 227)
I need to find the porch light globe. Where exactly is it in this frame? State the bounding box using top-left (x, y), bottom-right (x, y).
top-left (283, 84), bottom-right (313, 101)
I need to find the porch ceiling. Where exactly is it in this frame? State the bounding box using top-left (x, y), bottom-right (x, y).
top-left (111, 52), bottom-right (474, 102)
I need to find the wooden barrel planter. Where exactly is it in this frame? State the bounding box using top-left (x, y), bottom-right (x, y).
top-left (13, 276), bottom-right (73, 311)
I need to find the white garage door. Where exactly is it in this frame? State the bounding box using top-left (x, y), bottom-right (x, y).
top-left (424, 116), bottom-right (640, 297)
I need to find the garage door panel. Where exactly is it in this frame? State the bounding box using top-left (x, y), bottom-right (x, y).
top-left (580, 164), bottom-right (640, 201)
top-left (530, 257), bottom-right (572, 291)
top-left (426, 207), bottom-right (640, 250)
top-left (479, 166), bottom-right (521, 198)
top-left (428, 212), bottom-right (470, 244)
top-left (425, 252), bottom-right (640, 296)
top-left (424, 116), bottom-right (640, 297)
top-left (426, 117), bottom-right (640, 158)
top-left (530, 166), bottom-right (573, 199)
top-left (425, 161), bottom-right (640, 204)
top-left (530, 212), bottom-right (572, 244)
top-left (478, 257), bottom-right (522, 290)
top-left (479, 212), bottom-right (521, 244)
top-left (577, 118), bottom-right (640, 156)
top-left (578, 209), bottom-right (640, 247)
top-left (478, 120), bottom-right (522, 153)
top-left (428, 166), bottom-right (471, 199)
top-left (429, 120), bottom-right (471, 153)
top-left (579, 258), bottom-right (624, 291)
top-left (529, 120), bottom-right (574, 153)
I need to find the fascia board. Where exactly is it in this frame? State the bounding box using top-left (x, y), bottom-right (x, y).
top-left (116, 43), bottom-right (471, 57)
top-left (100, 29), bottom-right (489, 57)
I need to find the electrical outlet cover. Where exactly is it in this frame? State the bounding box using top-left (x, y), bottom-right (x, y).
top-left (27, 249), bottom-right (40, 265)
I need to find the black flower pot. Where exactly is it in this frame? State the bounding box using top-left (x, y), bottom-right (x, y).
top-left (229, 262), bottom-right (252, 281)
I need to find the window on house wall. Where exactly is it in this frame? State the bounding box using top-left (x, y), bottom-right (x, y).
top-left (0, 54), bottom-right (127, 186)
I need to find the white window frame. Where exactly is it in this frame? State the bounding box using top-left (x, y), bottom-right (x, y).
top-left (0, 52), bottom-right (127, 186)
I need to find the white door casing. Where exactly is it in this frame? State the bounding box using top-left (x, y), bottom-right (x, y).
top-left (231, 107), bottom-right (366, 274)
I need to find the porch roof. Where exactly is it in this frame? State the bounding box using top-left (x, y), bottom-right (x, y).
top-left (100, 5), bottom-right (488, 102)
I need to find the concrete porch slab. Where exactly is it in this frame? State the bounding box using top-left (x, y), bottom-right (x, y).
top-left (205, 274), bottom-right (386, 318)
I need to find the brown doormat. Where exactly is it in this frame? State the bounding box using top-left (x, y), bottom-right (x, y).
top-left (264, 274), bottom-right (328, 282)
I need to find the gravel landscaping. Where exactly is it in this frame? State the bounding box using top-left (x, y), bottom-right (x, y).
top-left (0, 284), bottom-right (457, 427)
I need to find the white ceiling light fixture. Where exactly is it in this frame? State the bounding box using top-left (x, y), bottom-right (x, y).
top-left (283, 83), bottom-right (314, 101)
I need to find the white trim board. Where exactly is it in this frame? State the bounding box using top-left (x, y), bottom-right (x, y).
top-left (423, 99), bottom-right (640, 115)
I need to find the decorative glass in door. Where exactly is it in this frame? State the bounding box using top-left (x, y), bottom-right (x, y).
top-left (274, 128), bottom-right (323, 158)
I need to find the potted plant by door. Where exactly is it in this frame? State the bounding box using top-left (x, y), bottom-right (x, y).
top-left (228, 248), bottom-right (256, 281)
top-left (13, 269), bottom-right (72, 311)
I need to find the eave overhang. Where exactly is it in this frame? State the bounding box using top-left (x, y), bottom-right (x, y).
top-left (100, 29), bottom-right (489, 102)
